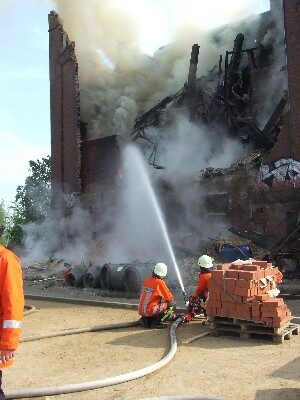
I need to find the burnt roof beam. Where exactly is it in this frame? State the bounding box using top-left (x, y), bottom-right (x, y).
top-left (187, 44), bottom-right (200, 86)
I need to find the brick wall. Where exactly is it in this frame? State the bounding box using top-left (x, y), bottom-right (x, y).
top-left (49, 11), bottom-right (81, 207)
top-left (267, 0), bottom-right (300, 162)
top-left (81, 136), bottom-right (120, 194)
top-left (283, 0), bottom-right (300, 159)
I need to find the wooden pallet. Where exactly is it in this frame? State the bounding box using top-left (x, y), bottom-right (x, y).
top-left (208, 316), bottom-right (299, 343)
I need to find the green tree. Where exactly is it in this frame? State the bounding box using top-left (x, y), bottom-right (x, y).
top-left (0, 200), bottom-right (9, 245)
top-left (8, 156), bottom-right (51, 246)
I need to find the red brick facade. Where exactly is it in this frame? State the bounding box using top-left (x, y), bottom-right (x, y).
top-left (251, 1), bottom-right (300, 240)
top-left (282, 0), bottom-right (300, 159)
top-left (49, 12), bottom-right (120, 210)
top-left (266, 0), bottom-right (300, 162)
top-left (49, 11), bottom-right (81, 206)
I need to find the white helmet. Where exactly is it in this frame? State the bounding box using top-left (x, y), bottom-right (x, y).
top-left (198, 255), bottom-right (214, 269)
top-left (153, 263), bottom-right (168, 277)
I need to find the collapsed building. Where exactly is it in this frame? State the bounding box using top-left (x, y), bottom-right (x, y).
top-left (48, 0), bottom-right (300, 269)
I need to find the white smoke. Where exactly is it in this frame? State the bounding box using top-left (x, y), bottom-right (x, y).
top-left (21, 198), bottom-right (100, 266)
top-left (154, 115), bottom-right (248, 179)
top-left (255, 4), bottom-right (288, 128)
top-left (51, 0), bottom-right (269, 141)
top-left (151, 115), bottom-right (248, 238)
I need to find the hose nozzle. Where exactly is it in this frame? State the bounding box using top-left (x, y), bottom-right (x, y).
top-left (183, 291), bottom-right (189, 308)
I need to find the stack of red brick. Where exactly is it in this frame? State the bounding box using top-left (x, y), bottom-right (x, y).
top-left (206, 260), bottom-right (291, 328)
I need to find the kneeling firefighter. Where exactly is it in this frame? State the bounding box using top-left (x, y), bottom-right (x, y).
top-left (138, 263), bottom-right (176, 329)
top-left (190, 255), bottom-right (214, 316)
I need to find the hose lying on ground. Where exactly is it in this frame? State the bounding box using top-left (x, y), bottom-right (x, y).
top-left (6, 318), bottom-right (183, 399)
top-left (23, 304), bottom-right (37, 316)
top-left (21, 320), bottom-right (139, 342)
top-left (141, 396), bottom-right (222, 400)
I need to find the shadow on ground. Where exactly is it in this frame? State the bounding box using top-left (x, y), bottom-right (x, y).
top-left (254, 388), bottom-right (300, 400)
top-left (106, 322), bottom-right (275, 350)
top-left (270, 356), bottom-right (300, 382)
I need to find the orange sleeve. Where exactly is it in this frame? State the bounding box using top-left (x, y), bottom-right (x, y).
top-left (158, 280), bottom-right (173, 303)
top-left (195, 273), bottom-right (208, 296)
top-left (0, 251), bottom-right (24, 350)
top-left (276, 270), bottom-right (283, 283)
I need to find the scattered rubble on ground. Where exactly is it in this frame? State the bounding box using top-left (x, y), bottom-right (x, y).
top-left (22, 230), bottom-right (273, 299)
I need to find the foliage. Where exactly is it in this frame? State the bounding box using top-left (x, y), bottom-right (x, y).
top-left (7, 156), bottom-right (51, 246)
top-left (0, 201), bottom-right (9, 245)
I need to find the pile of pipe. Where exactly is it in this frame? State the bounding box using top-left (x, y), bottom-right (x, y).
top-left (64, 262), bottom-right (154, 295)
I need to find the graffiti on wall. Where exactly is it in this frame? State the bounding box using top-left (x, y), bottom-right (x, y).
top-left (255, 158), bottom-right (300, 190)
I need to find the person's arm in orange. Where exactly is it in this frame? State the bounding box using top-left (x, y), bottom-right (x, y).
top-left (158, 280), bottom-right (174, 303)
top-left (0, 251), bottom-right (24, 364)
top-left (194, 273), bottom-right (208, 296)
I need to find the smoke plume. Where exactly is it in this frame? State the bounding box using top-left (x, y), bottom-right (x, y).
top-left (51, 0), bottom-right (269, 142)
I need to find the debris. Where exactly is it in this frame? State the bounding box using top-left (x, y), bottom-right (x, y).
top-left (181, 331), bottom-right (210, 344)
top-left (132, 33), bottom-right (287, 166)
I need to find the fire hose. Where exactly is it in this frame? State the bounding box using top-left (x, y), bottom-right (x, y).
top-left (23, 304), bottom-right (37, 316)
top-left (6, 318), bottom-right (184, 399)
top-left (15, 305), bottom-right (299, 399)
top-left (141, 397), bottom-right (221, 400)
top-left (141, 394), bottom-right (221, 400)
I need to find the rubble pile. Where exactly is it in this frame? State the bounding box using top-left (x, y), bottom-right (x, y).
top-left (204, 234), bottom-right (267, 262)
top-left (133, 32), bottom-right (288, 167)
top-left (206, 260), bottom-right (291, 328)
top-left (23, 259), bottom-right (66, 288)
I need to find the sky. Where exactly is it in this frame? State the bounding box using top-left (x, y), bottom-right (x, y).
top-left (0, 0), bottom-right (270, 207)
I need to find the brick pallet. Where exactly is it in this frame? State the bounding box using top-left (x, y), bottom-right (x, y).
top-left (208, 316), bottom-right (299, 343)
top-left (206, 260), bottom-right (294, 341)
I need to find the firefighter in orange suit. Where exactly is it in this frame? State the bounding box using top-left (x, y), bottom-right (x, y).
top-left (0, 226), bottom-right (24, 399)
top-left (190, 255), bottom-right (214, 316)
top-left (138, 263), bottom-right (175, 329)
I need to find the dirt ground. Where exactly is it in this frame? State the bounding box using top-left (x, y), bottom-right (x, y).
top-left (3, 300), bottom-right (300, 400)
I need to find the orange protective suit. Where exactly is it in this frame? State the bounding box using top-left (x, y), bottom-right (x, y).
top-left (194, 272), bottom-right (212, 297)
top-left (0, 245), bottom-right (24, 369)
top-left (138, 276), bottom-right (173, 317)
top-left (276, 269), bottom-right (283, 284)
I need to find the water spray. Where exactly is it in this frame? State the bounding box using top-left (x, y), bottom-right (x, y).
top-left (125, 145), bottom-right (187, 306)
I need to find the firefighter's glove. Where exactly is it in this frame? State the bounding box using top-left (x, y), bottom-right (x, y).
top-left (161, 307), bottom-right (174, 322)
top-left (168, 300), bottom-right (176, 308)
top-left (166, 306), bottom-right (174, 314)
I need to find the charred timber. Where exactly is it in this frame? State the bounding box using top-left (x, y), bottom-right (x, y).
top-left (226, 33), bottom-right (244, 88)
top-left (224, 33), bottom-right (245, 127)
top-left (270, 222), bottom-right (300, 256)
top-left (260, 93), bottom-right (288, 148)
top-left (229, 227), bottom-right (277, 250)
top-left (132, 95), bottom-right (173, 134)
top-left (187, 44), bottom-right (200, 86)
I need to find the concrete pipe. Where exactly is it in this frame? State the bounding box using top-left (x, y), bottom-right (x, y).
top-left (109, 264), bottom-right (129, 291)
top-left (124, 263), bottom-right (153, 295)
top-left (83, 265), bottom-right (102, 288)
top-left (99, 264), bottom-right (128, 290)
top-left (99, 264), bottom-right (111, 289)
top-left (65, 265), bottom-right (88, 287)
